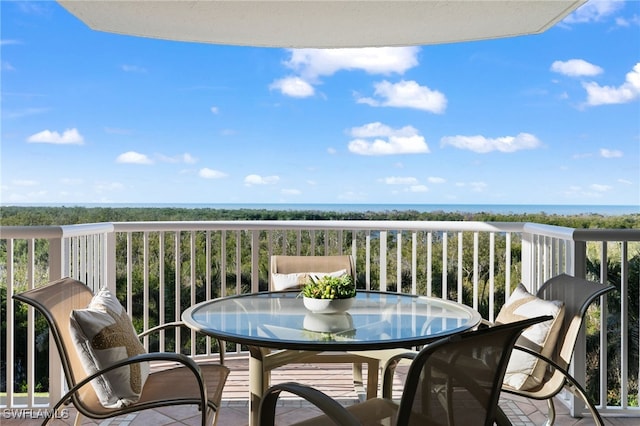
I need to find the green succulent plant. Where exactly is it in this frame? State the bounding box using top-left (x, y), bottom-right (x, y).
top-left (301, 274), bottom-right (356, 299)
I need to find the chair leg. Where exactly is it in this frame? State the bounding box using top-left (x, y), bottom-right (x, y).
top-left (73, 411), bottom-right (83, 426)
top-left (495, 405), bottom-right (513, 426)
top-left (565, 382), bottom-right (605, 426)
top-left (543, 398), bottom-right (556, 426)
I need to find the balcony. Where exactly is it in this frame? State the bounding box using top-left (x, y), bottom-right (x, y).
top-left (2, 219), bottom-right (639, 422)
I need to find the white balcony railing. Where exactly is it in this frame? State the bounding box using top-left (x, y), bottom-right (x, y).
top-left (2, 220), bottom-right (639, 417)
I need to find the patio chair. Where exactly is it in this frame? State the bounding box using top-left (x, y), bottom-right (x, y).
top-left (266, 254), bottom-right (409, 400)
top-left (497, 273), bottom-right (615, 426)
top-left (259, 315), bottom-right (551, 426)
top-left (13, 277), bottom-right (230, 426)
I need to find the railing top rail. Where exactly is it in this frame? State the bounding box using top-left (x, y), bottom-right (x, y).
top-left (573, 228), bottom-right (640, 242)
top-left (2, 221), bottom-right (639, 242)
top-left (0, 225), bottom-right (64, 239)
top-left (521, 222), bottom-right (576, 240)
top-left (111, 220), bottom-right (526, 233)
top-left (0, 222), bottom-right (114, 239)
top-left (522, 222), bottom-right (640, 241)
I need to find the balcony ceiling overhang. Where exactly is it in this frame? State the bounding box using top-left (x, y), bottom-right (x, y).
top-left (57, 0), bottom-right (586, 48)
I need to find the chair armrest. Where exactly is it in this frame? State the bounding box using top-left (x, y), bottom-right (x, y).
top-left (381, 351), bottom-right (418, 399)
top-left (478, 319), bottom-right (493, 329)
top-left (260, 382), bottom-right (360, 426)
top-left (138, 321), bottom-right (185, 338)
top-left (506, 345), bottom-right (604, 425)
top-left (138, 321), bottom-right (226, 365)
top-left (52, 352), bottom-right (208, 413)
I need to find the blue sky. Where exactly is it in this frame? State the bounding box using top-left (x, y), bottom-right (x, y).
top-left (1, 0), bottom-right (639, 206)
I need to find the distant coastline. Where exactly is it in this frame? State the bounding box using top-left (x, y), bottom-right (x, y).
top-left (4, 203), bottom-right (639, 216)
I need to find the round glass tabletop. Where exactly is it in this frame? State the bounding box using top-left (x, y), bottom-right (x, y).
top-left (182, 290), bottom-right (482, 351)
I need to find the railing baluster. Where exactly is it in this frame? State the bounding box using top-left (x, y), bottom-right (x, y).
top-left (159, 231), bottom-right (166, 352)
top-left (442, 232), bottom-right (448, 299)
top-left (427, 231), bottom-right (433, 297)
top-left (457, 231), bottom-right (463, 304)
top-left (473, 231), bottom-right (479, 311)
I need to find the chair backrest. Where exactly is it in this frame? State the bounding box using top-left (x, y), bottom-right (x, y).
top-left (397, 316), bottom-right (551, 426)
top-left (13, 277), bottom-right (99, 406)
top-left (269, 255), bottom-right (355, 291)
top-left (535, 273), bottom-right (615, 370)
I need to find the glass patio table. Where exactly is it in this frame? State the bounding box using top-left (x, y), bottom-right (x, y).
top-left (182, 290), bottom-right (482, 426)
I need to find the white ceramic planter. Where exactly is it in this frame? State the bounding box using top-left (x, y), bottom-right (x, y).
top-left (302, 296), bottom-right (355, 314)
top-left (303, 312), bottom-right (354, 333)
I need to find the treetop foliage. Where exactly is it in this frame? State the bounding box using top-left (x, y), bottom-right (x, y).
top-left (1, 206), bottom-right (638, 229)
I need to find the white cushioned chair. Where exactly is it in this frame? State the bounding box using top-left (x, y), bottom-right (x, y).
top-left (498, 273), bottom-right (615, 426)
top-left (264, 255), bottom-right (409, 400)
top-left (14, 277), bottom-right (229, 426)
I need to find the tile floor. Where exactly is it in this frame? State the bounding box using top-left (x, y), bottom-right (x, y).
top-left (2, 357), bottom-right (637, 425)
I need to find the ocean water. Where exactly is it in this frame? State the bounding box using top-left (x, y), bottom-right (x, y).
top-left (16, 203), bottom-right (639, 216)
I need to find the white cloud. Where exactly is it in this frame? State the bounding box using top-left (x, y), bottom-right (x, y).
top-left (12, 179), bottom-right (38, 186)
top-left (284, 47), bottom-right (419, 81)
top-left (380, 176), bottom-right (419, 185)
top-left (182, 153), bottom-right (197, 164)
top-left (104, 127), bottom-right (133, 135)
top-left (337, 190), bottom-right (367, 201)
top-left (408, 185), bottom-right (428, 193)
top-left (572, 152), bottom-right (593, 159)
top-left (615, 14), bottom-right (640, 27)
top-left (244, 174), bottom-right (280, 185)
top-left (273, 47), bottom-right (420, 98)
top-left (440, 133), bottom-right (541, 153)
top-left (199, 168), bottom-right (228, 179)
top-left (428, 177), bottom-right (446, 184)
top-left (550, 59), bottom-right (603, 77)
top-left (27, 128), bottom-right (84, 145)
top-left (210, 106), bottom-right (219, 114)
top-left (60, 178), bottom-right (83, 185)
top-left (281, 188), bottom-right (301, 195)
top-left (563, 185), bottom-right (605, 199)
top-left (94, 181), bottom-right (124, 192)
top-left (348, 122), bottom-right (429, 156)
top-left (564, 0), bottom-right (625, 24)
top-left (600, 148), bottom-right (623, 158)
top-left (327, 147), bottom-right (337, 155)
top-left (357, 80), bottom-right (446, 113)
top-left (583, 62), bottom-right (640, 106)
top-left (618, 178), bottom-right (633, 185)
top-left (5, 107), bottom-right (49, 119)
top-left (591, 183), bottom-right (612, 192)
top-left (270, 76), bottom-right (315, 97)
top-left (116, 151), bottom-right (153, 164)
top-left (470, 182), bottom-right (487, 192)
top-left (2, 61), bottom-right (15, 71)
top-left (350, 122), bottom-right (424, 139)
top-left (0, 39), bottom-right (22, 45)
top-left (121, 64), bottom-right (147, 73)
top-left (157, 153), bottom-right (198, 164)
top-left (456, 181), bottom-right (487, 192)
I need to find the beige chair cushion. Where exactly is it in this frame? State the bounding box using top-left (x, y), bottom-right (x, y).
top-left (271, 269), bottom-right (347, 291)
top-left (496, 283), bottom-right (565, 391)
top-left (69, 288), bottom-right (150, 408)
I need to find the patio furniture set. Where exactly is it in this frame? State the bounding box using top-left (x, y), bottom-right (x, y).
top-left (13, 255), bottom-right (612, 426)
